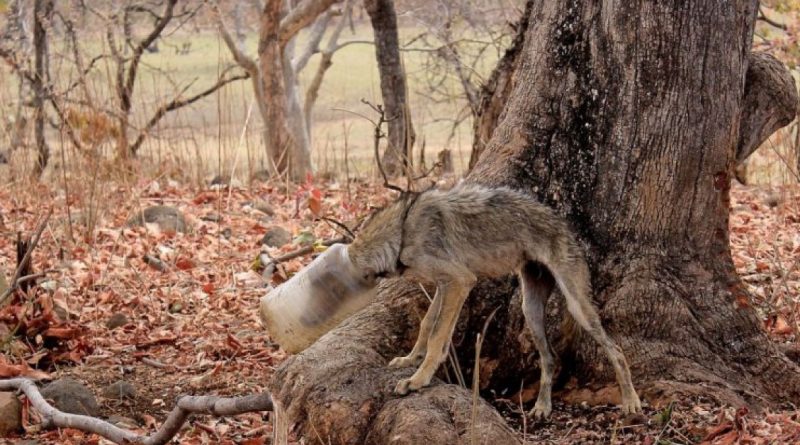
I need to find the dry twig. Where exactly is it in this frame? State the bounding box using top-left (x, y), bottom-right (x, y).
top-left (0, 209), bottom-right (52, 307)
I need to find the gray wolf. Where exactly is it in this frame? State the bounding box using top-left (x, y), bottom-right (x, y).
top-left (347, 183), bottom-right (641, 418)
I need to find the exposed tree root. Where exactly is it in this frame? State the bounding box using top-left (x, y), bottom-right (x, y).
top-left (269, 278), bottom-right (521, 445)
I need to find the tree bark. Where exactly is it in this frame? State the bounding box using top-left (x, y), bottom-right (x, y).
top-left (364, 0), bottom-right (415, 177)
top-left (282, 37), bottom-right (312, 167)
top-left (269, 0), bottom-right (800, 443)
top-left (734, 51), bottom-right (798, 183)
top-left (32, 0), bottom-right (53, 177)
top-left (466, 0), bottom-right (800, 403)
top-left (258, 0), bottom-right (310, 181)
top-left (6, 0), bottom-right (32, 155)
top-left (468, 2), bottom-right (531, 171)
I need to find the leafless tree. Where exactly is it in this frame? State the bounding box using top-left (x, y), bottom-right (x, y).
top-left (215, 0), bottom-right (351, 181)
top-left (364, 0), bottom-right (415, 177)
top-left (72, 0), bottom-right (248, 160)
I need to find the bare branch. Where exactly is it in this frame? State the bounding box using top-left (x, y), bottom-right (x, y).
top-left (278, 0), bottom-right (338, 48)
top-left (758, 7), bottom-right (787, 31)
top-left (292, 10), bottom-right (333, 73)
top-left (130, 70), bottom-right (250, 154)
top-left (304, 0), bottom-right (353, 119)
top-left (214, 1), bottom-right (258, 75)
top-left (259, 236), bottom-right (348, 270)
top-left (0, 378), bottom-right (273, 445)
top-left (122, 0), bottom-right (177, 112)
top-left (0, 209), bottom-right (51, 307)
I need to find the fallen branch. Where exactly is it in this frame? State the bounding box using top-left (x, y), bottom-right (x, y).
top-left (143, 254), bottom-right (168, 272)
top-left (0, 378), bottom-right (273, 445)
top-left (0, 209), bottom-right (52, 307)
top-left (259, 236), bottom-right (347, 270)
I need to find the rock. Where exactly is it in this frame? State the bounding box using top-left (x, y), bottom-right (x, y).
top-left (103, 380), bottom-right (136, 400)
top-left (201, 213), bottom-right (222, 223)
top-left (210, 175), bottom-right (230, 186)
top-left (253, 200), bottom-right (275, 217)
top-left (251, 169), bottom-right (271, 183)
top-left (40, 378), bottom-right (99, 416)
top-left (221, 227), bottom-right (232, 239)
top-left (764, 192), bottom-right (782, 208)
top-left (260, 227), bottom-right (292, 248)
top-left (125, 206), bottom-right (189, 233)
top-left (0, 392), bottom-right (21, 435)
top-left (106, 313), bottom-right (129, 330)
top-left (53, 304), bottom-right (69, 321)
top-left (0, 151), bottom-right (7, 164)
top-left (210, 175), bottom-right (241, 188)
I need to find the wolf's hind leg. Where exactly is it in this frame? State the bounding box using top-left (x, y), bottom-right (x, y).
top-left (520, 262), bottom-right (556, 419)
top-left (389, 287), bottom-right (442, 368)
top-left (550, 259), bottom-right (642, 414)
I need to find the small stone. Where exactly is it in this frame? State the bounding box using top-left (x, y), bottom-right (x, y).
top-left (260, 227), bottom-right (292, 248)
top-left (201, 213), bottom-right (222, 223)
top-left (764, 192), bottom-right (782, 208)
top-left (53, 304), bottom-right (69, 321)
top-left (221, 227), bottom-right (232, 239)
top-left (253, 200), bottom-right (275, 217)
top-left (251, 169), bottom-right (271, 183)
top-left (0, 151), bottom-right (8, 164)
top-left (103, 380), bottom-right (136, 400)
top-left (210, 174), bottom-right (230, 186)
top-left (106, 313), bottom-right (129, 330)
top-left (125, 206), bottom-right (189, 233)
top-left (169, 301), bottom-right (183, 313)
top-left (40, 378), bottom-right (99, 416)
top-left (0, 392), bottom-right (22, 436)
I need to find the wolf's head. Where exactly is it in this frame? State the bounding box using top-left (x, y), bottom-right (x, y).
top-left (347, 194), bottom-right (415, 283)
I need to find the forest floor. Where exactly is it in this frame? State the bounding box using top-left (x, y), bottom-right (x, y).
top-left (0, 173), bottom-right (799, 445)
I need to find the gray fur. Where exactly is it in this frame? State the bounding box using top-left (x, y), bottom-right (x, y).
top-left (348, 183), bottom-right (641, 417)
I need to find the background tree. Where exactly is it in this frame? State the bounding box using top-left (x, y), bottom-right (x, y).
top-left (216, 0), bottom-right (346, 181)
top-left (267, 0), bottom-right (800, 442)
top-left (31, 0), bottom-right (53, 176)
top-left (364, 0), bottom-right (415, 176)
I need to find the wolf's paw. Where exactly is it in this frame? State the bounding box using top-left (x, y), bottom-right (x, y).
top-left (530, 400), bottom-right (551, 420)
top-left (388, 354), bottom-right (422, 368)
top-left (622, 393), bottom-right (642, 414)
top-left (393, 375), bottom-right (428, 395)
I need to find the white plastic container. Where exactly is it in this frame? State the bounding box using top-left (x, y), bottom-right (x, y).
top-left (259, 244), bottom-right (376, 353)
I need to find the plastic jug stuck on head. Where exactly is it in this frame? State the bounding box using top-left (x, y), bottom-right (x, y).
top-left (259, 244), bottom-right (376, 353)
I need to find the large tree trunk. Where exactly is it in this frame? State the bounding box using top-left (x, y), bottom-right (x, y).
top-left (269, 0), bottom-right (800, 443)
top-left (364, 0), bottom-right (415, 177)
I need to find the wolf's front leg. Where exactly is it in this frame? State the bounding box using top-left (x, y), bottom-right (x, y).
top-left (389, 287), bottom-right (442, 369)
top-left (395, 268), bottom-right (475, 395)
